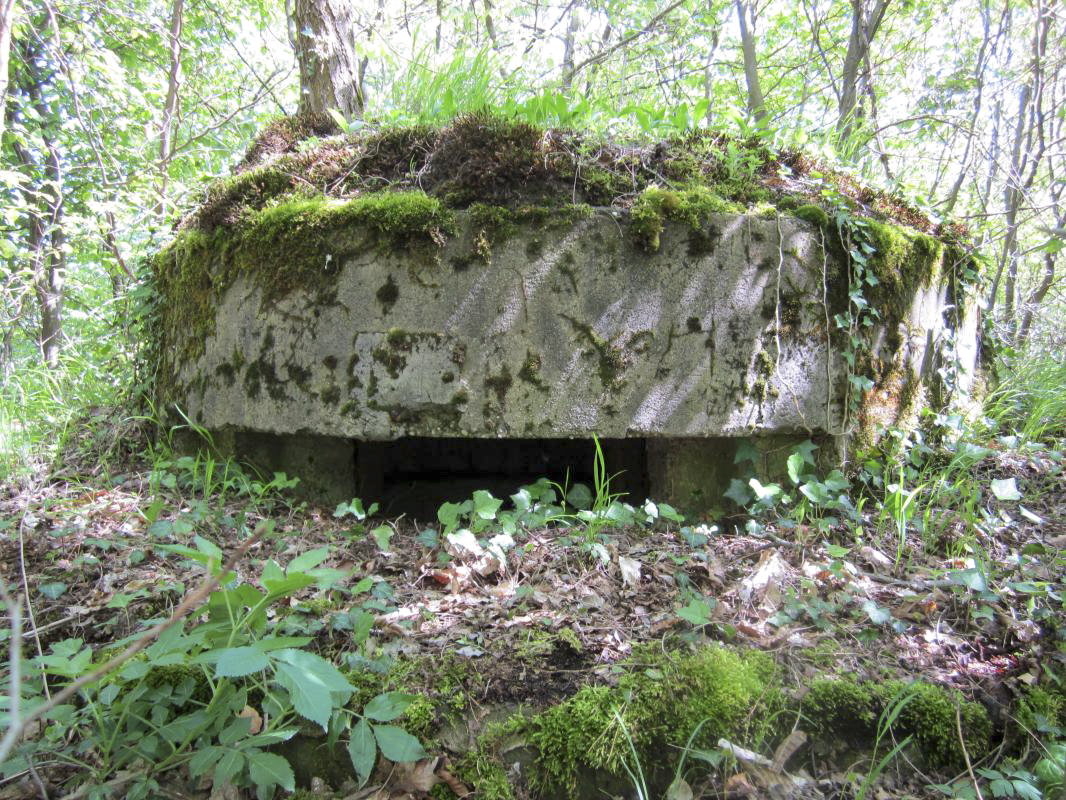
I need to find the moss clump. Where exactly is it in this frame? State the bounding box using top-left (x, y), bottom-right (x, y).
top-left (862, 220), bottom-right (945, 321)
top-left (517, 350), bottom-right (546, 389)
top-left (879, 680), bottom-right (991, 769)
top-left (192, 165), bottom-right (298, 232)
top-left (803, 677), bottom-right (991, 770)
top-left (484, 365), bottom-right (513, 403)
top-left (526, 645), bottom-right (783, 798)
top-left (802, 678), bottom-right (878, 740)
top-left (234, 191), bottom-right (452, 303)
top-left (155, 192), bottom-right (452, 367)
top-left (630, 187), bottom-right (739, 252)
top-left (794, 203), bottom-right (830, 228)
top-left (239, 110), bottom-right (340, 169)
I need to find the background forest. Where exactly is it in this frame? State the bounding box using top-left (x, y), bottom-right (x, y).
top-left (1, 1), bottom-right (1065, 800)
top-left (0, 0), bottom-right (1063, 467)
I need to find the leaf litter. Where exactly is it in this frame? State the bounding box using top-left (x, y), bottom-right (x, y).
top-left (0, 438), bottom-right (1063, 799)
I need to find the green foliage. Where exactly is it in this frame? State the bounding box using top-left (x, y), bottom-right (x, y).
top-left (0, 533), bottom-right (428, 798)
top-left (983, 348), bottom-right (1066, 443)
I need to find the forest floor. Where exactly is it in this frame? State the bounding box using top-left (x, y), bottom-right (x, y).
top-left (1, 425), bottom-right (1064, 800)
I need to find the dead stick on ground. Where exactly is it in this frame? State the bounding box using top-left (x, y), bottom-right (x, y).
top-left (0, 530), bottom-right (264, 765)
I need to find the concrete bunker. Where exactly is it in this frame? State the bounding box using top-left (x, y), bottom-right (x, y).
top-left (153, 117), bottom-right (981, 514)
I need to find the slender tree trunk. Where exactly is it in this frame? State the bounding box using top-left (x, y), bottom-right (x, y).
top-left (734, 0), bottom-right (766, 124)
top-left (561, 5), bottom-right (579, 91)
top-left (1017, 252), bottom-right (1057, 344)
top-left (990, 1), bottom-right (1051, 321)
top-left (837, 0), bottom-right (890, 144)
top-left (154, 0), bottom-right (184, 218)
top-left (292, 0), bottom-right (366, 120)
top-left (0, 0), bottom-right (15, 141)
top-left (15, 41), bottom-right (65, 368)
top-left (942, 0), bottom-right (1004, 215)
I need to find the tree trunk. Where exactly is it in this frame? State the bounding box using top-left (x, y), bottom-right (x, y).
top-left (561, 5), bottom-right (579, 91)
top-left (15, 40), bottom-right (66, 369)
top-left (154, 0), bottom-right (184, 218)
top-left (292, 0), bottom-right (366, 121)
top-left (837, 0), bottom-right (890, 144)
top-left (0, 0), bottom-right (15, 141)
top-left (734, 0), bottom-right (766, 125)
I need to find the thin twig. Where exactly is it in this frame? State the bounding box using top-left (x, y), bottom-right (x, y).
top-left (559, 0), bottom-right (687, 85)
top-left (18, 508), bottom-right (49, 700)
top-left (26, 754), bottom-right (50, 800)
top-left (0, 582), bottom-right (23, 764)
top-left (957, 703), bottom-right (984, 800)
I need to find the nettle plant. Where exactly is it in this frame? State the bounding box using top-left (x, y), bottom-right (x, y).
top-left (3, 536), bottom-right (425, 799)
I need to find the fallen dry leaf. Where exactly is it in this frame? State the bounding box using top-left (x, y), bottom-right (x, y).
top-left (394, 756), bottom-right (441, 793)
top-left (618, 555), bottom-right (642, 588)
top-left (237, 704), bottom-right (262, 734)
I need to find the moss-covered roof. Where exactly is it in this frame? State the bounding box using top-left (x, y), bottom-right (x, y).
top-left (182, 111), bottom-right (956, 238)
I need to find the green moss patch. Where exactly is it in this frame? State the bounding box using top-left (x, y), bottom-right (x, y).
top-left (155, 191), bottom-right (453, 366)
top-left (525, 645), bottom-right (784, 798)
top-left (630, 186), bottom-right (740, 252)
top-left (801, 677), bottom-right (992, 770)
top-left (793, 203), bottom-right (830, 228)
top-left (862, 219), bottom-right (945, 321)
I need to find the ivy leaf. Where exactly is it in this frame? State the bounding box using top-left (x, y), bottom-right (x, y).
top-left (822, 470), bottom-right (849, 491)
top-left (787, 452), bottom-right (806, 484)
top-left (437, 501), bottom-right (463, 532)
top-left (372, 724), bottom-right (427, 763)
top-left (39, 582), bottom-right (67, 600)
top-left (749, 478), bottom-right (781, 501)
top-left (370, 525), bottom-right (393, 552)
top-left (733, 440), bottom-right (759, 465)
top-left (724, 478), bottom-right (753, 507)
top-left (565, 483), bottom-right (593, 510)
top-left (348, 718), bottom-right (376, 785)
top-left (949, 567), bottom-right (988, 593)
top-left (472, 490), bottom-right (502, 520)
top-left (800, 480), bottom-right (831, 505)
top-left (676, 598), bottom-right (715, 626)
top-left (862, 600), bottom-right (892, 625)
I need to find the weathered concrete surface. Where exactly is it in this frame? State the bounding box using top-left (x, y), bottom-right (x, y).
top-left (160, 209), bottom-right (977, 510)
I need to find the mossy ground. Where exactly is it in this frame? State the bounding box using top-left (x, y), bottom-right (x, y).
top-left (521, 645), bottom-right (785, 798)
top-left (801, 677), bottom-right (992, 770)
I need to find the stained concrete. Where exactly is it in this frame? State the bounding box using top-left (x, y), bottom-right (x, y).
top-left (160, 209), bottom-right (978, 513)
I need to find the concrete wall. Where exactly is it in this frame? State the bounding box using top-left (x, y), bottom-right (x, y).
top-left (161, 209), bottom-right (976, 512)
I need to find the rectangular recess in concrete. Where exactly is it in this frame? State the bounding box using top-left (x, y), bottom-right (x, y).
top-left (359, 437), bottom-right (648, 518)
